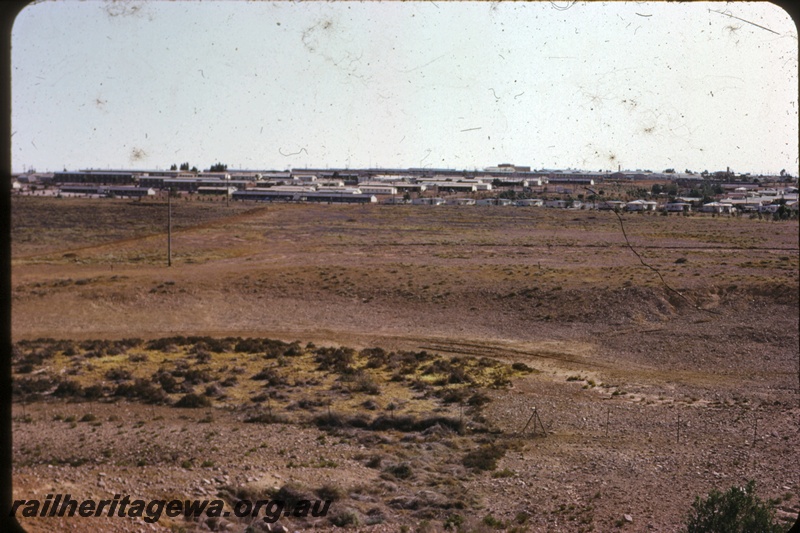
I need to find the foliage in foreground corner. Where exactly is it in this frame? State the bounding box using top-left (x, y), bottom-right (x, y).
top-left (684, 480), bottom-right (783, 533)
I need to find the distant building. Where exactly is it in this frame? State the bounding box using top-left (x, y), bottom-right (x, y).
top-left (515, 199), bottom-right (543, 207)
top-left (358, 185), bottom-right (399, 196)
top-left (663, 202), bottom-right (691, 213)
top-left (625, 199), bottom-right (658, 212)
top-left (476, 198), bottom-right (513, 206)
top-left (411, 197), bottom-right (445, 206)
top-left (54, 171), bottom-right (136, 185)
top-left (701, 202), bottom-right (735, 214)
top-left (106, 186), bottom-right (156, 198)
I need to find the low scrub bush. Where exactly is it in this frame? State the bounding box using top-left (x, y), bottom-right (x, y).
top-left (462, 443), bottom-right (508, 471)
top-left (313, 412), bottom-right (464, 434)
top-left (105, 367), bottom-right (133, 381)
top-left (511, 362), bottom-right (534, 373)
top-left (82, 384), bottom-right (105, 400)
top-left (468, 391), bottom-right (491, 407)
top-left (14, 376), bottom-right (59, 398)
top-left (52, 379), bottom-right (84, 398)
top-left (153, 371), bottom-right (179, 393)
top-left (684, 480), bottom-right (783, 533)
top-left (181, 369), bottom-right (213, 385)
top-left (174, 393), bottom-right (212, 408)
top-left (314, 346), bottom-right (356, 373)
top-left (329, 508), bottom-right (359, 528)
top-left (251, 367), bottom-right (288, 386)
top-left (313, 411), bottom-right (371, 429)
top-left (234, 337), bottom-right (298, 357)
top-left (361, 347), bottom-right (390, 369)
top-left (383, 462), bottom-right (413, 480)
top-left (315, 483), bottom-right (346, 502)
top-left (114, 379), bottom-right (169, 404)
top-left (244, 412), bottom-right (289, 424)
top-left (349, 372), bottom-right (381, 395)
top-left (274, 483), bottom-right (314, 508)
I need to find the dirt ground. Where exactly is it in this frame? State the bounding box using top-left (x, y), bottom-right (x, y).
top-left (10, 196), bottom-right (800, 532)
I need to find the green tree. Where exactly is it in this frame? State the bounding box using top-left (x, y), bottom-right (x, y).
top-left (209, 162), bottom-right (228, 172)
top-left (169, 163), bottom-right (177, 171)
top-left (684, 480), bottom-right (783, 533)
top-left (179, 162), bottom-right (190, 171)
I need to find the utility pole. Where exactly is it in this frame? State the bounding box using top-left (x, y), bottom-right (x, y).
top-left (167, 190), bottom-right (172, 267)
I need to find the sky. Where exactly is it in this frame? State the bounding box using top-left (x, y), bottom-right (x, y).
top-left (10, 0), bottom-right (799, 175)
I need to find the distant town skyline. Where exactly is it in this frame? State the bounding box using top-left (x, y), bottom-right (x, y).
top-left (11, 1), bottom-right (798, 176)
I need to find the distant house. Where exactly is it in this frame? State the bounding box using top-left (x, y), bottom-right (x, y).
top-left (676, 197), bottom-right (704, 206)
top-left (384, 196), bottom-right (410, 204)
top-left (596, 200), bottom-right (625, 211)
top-left (412, 197), bottom-right (445, 206)
top-left (316, 180), bottom-right (346, 188)
top-left (515, 199), bottom-right (544, 207)
top-left (663, 202), bottom-right (691, 213)
top-left (625, 199), bottom-right (658, 212)
top-left (446, 197), bottom-right (476, 206)
top-left (701, 202), bottom-right (735, 214)
top-left (476, 198), bottom-right (513, 206)
top-left (393, 183), bottom-right (428, 194)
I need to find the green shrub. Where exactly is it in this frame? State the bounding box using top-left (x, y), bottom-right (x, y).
top-left (684, 480), bottom-right (783, 533)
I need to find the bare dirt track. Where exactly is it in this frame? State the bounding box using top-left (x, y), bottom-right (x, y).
top-left (10, 196), bottom-right (800, 532)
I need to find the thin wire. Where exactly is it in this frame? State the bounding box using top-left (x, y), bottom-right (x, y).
top-left (613, 210), bottom-right (720, 315)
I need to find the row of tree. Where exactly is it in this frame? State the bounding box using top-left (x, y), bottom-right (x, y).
top-left (167, 162), bottom-right (227, 173)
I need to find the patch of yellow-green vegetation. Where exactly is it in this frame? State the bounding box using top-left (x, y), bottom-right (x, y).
top-left (11, 337), bottom-right (536, 433)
